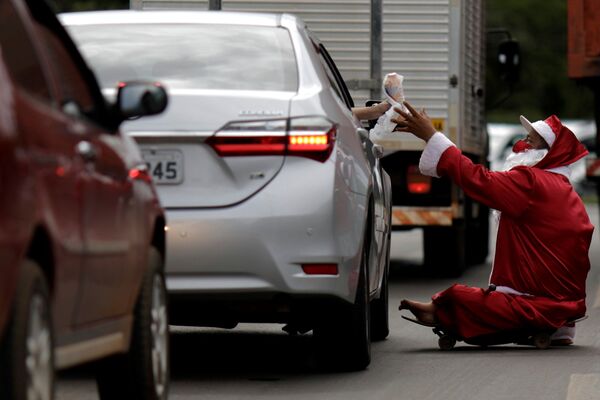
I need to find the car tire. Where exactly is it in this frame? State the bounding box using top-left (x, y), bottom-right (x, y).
top-left (0, 260), bottom-right (54, 400)
top-left (370, 230), bottom-right (390, 341)
top-left (314, 242), bottom-right (371, 371)
top-left (96, 247), bottom-right (169, 400)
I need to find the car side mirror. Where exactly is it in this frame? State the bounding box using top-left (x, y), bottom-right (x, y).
top-left (497, 39), bottom-right (520, 85)
top-left (116, 81), bottom-right (168, 120)
top-left (372, 144), bottom-right (384, 159)
top-left (357, 127), bottom-right (370, 142)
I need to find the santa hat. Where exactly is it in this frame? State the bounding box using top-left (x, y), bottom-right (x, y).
top-left (519, 115), bottom-right (560, 147)
top-left (527, 115), bottom-right (589, 170)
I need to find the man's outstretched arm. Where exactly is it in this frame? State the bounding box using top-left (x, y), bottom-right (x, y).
top-left (392, 101), bottom-right (534, 217)
top-left (351, 101), bottom-right (390, 121)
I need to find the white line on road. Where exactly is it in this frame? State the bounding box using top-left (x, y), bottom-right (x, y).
top-left (566, 374), bottom-right (600, 400)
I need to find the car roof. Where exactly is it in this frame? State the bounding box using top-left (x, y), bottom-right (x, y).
top-left (59, 10), bottom-right (296, 28)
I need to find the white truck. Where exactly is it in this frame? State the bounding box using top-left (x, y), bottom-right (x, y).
top-left (131, 0), bottom-right (493, 276)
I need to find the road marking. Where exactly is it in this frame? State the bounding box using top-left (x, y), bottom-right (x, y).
top-left (566, 374), bottom-right (600, 400)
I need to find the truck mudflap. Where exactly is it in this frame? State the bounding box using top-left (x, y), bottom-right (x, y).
top-left (391, 206), bottom-right (453, 226)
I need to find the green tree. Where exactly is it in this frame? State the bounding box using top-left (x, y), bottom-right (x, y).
top-left (486, 0), bottom-right (594, 122)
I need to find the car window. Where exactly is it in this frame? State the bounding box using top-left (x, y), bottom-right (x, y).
top-left (317, 44), bottom-right (354, 109)
top-left (317, 51), bottom-right (346, 105)
top-left (0, 0), bottom-right (51, 101)
top-left (67, 24), bottom-right (299, 92)
top-left (35, 22), bottom-right (96, 120)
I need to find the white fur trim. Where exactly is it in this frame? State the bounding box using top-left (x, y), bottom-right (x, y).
top-left (493, 285), bottom-right (532, 296)
top-left (531, 120), bottom-right (556, 147)
top-left (546, 165), bottom-right (571, 179)
top-left (419, 132), bottom-right (455, 177)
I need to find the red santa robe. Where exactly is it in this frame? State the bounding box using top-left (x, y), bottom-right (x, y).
top-left (419, 116), bottom-right (594, 340)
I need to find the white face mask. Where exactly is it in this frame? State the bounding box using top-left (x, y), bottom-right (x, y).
top-left (501, 148), bottom-right (548, 172)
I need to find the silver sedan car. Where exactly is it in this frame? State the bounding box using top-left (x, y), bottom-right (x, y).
top-left (61, 10), bottom-right (392, 370)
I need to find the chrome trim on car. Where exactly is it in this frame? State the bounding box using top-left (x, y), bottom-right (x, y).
top-left (55, 332), bottom-right (127, 369)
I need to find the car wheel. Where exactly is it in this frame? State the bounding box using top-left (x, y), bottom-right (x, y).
top-left (370, 265), bottom-right (389, 341)
top-left (314, 242), bottom-right (371, 371)
top-left (96, 247), bottom-right (169, 400)
top-left (0, 260), bottom-right (54, 400)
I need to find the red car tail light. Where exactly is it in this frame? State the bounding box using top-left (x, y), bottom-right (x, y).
top-left (206, 119), bottom-right (288, 156)
top-left (129, 166), bottom-right (153, 183)
top-left (301, 263), bottom-right (338, 275)
top-left (287, 116), bottom-right (336, 162)
top-left (407, 165), bottom-right (431, 194)
top-left (207, 117), bottom-right (336, 162)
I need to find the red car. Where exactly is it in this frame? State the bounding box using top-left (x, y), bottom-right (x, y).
top-left (0, 1), bottom-right (170, 399)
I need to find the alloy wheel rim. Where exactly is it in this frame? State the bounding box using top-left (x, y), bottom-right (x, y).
top-left (150, 275), bottom-right (168, 398)
top-left (26, 294), bottom-right (52, 400)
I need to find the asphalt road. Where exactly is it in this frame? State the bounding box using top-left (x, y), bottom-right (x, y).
top-left (57, 205), bottom-right (600, 400)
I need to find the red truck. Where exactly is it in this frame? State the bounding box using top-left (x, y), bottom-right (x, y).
top-left (568, 0), bottom-right (600, 183)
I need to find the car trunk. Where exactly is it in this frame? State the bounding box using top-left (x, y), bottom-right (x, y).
top-left (124, 90), bottom-right (293, 208)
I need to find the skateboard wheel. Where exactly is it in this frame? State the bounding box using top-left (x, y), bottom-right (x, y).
top-left (438, 335), bottom-right (456, 350)
top-left (532, 333), bottom-right (551, 349)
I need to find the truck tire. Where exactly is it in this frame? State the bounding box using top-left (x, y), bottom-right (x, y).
top-left (0, 260), bottom-right (54, 400)
top-left (314, 243), bottom-right (371, 371)
top-left (96, 247), bottom-right (169, 400)
top-left (370, 229), bottom-right (390, 341)
top-left (423, 224), bottom-right (466, 277)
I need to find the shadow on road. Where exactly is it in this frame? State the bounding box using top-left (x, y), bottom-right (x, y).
top-left (389, 259), bottom-right (429, 280)
top-left (58, 328), bottom-right (332, 383)
top-left (168, 327), bottom-right (322, 381)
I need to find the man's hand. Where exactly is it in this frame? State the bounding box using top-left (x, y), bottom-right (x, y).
top-left (391, 101), bottom-right (437, 142)
top-left (352, 100), bottom-right (391, 121)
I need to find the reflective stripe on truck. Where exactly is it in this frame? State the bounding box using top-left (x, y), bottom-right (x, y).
top-left (391, 206), bottom-right (453, 226)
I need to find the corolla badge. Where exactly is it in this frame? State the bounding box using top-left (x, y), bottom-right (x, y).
top-left (239, 110), bottom-right (284, 117)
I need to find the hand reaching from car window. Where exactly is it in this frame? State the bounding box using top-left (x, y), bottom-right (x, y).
top-left (391, 101), bottom-right (437, 142)
top-left (352, 100), bottom-right (391, 121)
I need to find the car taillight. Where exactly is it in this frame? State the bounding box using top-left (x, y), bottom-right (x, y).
top-left (207, 117), bottom-right (336, 162)
top-left (206, 119), bottom-right (288, 157)
top-left (129, 166), bottom-right (152, 183)
top-left (407, 165), bottom-right (431, 194)
top-left (288, 116), bottom-right (336, 162)
top-left (301, 263), bottom-right (338, 275)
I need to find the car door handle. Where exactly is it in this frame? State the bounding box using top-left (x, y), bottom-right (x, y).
top-left (76, 140), bottom-right (97, 163)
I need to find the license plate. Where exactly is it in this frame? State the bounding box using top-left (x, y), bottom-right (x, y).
top-left (142, 149), bottom-right (183, 184)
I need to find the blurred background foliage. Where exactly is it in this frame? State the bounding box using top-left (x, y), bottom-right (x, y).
top-left (52, 0), bottom-right (595, 123)
top-left (485, 0), bottom-right (594, 122)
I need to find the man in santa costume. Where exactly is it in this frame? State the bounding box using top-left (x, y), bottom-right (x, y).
top-left (393, 101), bottom-right (594, 345)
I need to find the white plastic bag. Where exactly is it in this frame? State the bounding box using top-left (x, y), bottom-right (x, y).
top-left (369, 73), bottom-right (408, 144)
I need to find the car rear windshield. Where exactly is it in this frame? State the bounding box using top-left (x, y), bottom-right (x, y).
top-left (67, 24), bottom-right (298, 92)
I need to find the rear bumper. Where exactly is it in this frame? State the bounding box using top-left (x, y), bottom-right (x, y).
top-left (163, 157), bottom-right (366, 311)
top-left (168, 291), bottom-right (351, 326)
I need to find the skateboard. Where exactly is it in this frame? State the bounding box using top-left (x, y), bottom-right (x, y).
top-left (401, 314), bottom-right (588, 350)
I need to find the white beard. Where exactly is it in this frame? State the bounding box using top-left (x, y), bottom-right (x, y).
top-left (493, 148), bottom-right (548, 223)
top-left (501, 148), bottom-right (548, 172)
